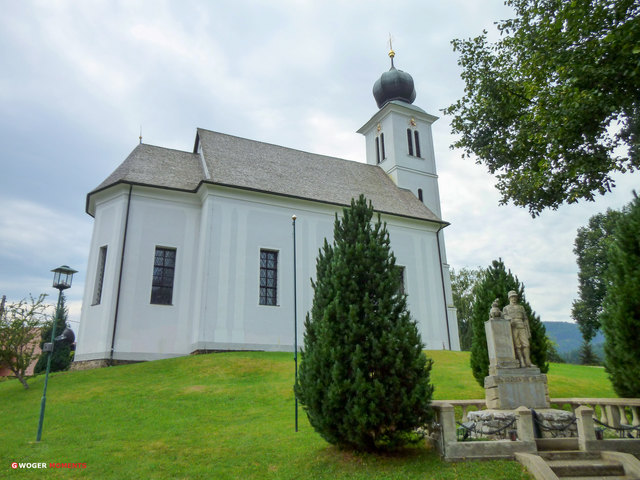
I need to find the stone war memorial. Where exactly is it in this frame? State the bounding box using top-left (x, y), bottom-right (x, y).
top-left (428, 291), bottom-right (640, 479)
top-left (467, 292), bottom-right (577, 442)
top-left (483, 292), bottom-right (550, 410)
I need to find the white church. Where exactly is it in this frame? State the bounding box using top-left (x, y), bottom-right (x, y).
top-left (73, 51), bottom-right (461, 368)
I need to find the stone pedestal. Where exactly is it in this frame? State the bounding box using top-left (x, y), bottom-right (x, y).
top-left (484, 318), bottom-right (550, 409)
top-left (485, 367), bottom-right (550, 409)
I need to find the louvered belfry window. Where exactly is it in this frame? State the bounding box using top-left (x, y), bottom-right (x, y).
top-left (407, 128), bottom-right (414, 156)
top-left (259, 249), bottom-right (278, 306)
top-left (151, 247), bottom-right (176, 305)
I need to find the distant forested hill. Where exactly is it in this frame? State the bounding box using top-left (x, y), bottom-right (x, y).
top-left (543, 322), bottom-right (605, 364)
top-left (543, 321), bottom-right (605, 355)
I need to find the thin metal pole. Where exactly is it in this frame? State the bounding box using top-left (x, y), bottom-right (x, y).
top-left (292, 214), bottom-right (298, 432)
top-left (36, 289), bottom-right (63, 441)
top-left (436, 225), bottom-right (452, 350)
top-left (111, 184), bottom-right (133, 363)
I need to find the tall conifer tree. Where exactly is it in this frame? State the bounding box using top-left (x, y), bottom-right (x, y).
top-left (601, 194), bottom-right (640, 398)
top-left (470, 259), bottom-right (548, 386)
top-left (296, 195), bottom-right (434, 451)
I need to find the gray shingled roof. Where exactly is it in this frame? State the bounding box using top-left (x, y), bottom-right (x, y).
top-left (88, 129), bottom-right (444, 224)
top-left (91, 144), bottom-right (202, 192)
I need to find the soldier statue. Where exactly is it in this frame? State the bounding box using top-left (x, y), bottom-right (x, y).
top-left (502, 291), bottom-right (532, 368)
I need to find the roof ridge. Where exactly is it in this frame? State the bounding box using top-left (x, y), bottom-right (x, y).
top-left (196, 127), bottom-right (368, 167)
top-left (138, 142), bottom-right (196, 156)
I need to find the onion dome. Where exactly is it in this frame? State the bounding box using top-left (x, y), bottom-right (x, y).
top-left (372, 49), bottom-right (416, 109)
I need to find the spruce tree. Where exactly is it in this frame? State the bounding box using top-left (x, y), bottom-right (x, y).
top-left (296, 195), bottom-right (434, 451)
top-left (601, 193), bottom-right (640, 398)
top-left (470, 259), bottom-right (548, 386)
top-left (579, 341), bottom-right (600, 366)
top-left (34, 293), bottom-right (72, 374)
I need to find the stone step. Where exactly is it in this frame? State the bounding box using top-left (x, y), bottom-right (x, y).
top-left (560, 476), bottom-right (636, 480)
top-left (547, 458), bottom-right (625, 477)
top-left (538, 451), bottom-right (602, 461)
top-left (536, 438), bottom-right (580, 451)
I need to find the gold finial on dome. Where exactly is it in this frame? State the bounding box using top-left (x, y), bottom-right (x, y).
top-left (388, 34), bottom-right (395, 66)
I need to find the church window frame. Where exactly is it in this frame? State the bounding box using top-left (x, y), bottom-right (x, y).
top-left (418, 188), bottom-right (424, 203)
top-left (375, 137), bottom-right (380, 164)
top-left (407, 129), bottom-right (414, 156)
top-left (259, 249), bottom-right (279, 306)
top-left (92, 245), bottom-right (108, 305)
top-left (150, 246), bottom-right (177, 305)
top-left (380, 133), bottom-right (386, 160)
top-left (397, 265), bottom-right (406, 295)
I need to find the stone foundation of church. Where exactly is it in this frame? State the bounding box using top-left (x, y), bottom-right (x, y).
top-left (70, 359), bottom-right (141, 371)
top-left (190, 349), bottom-right (262, 355)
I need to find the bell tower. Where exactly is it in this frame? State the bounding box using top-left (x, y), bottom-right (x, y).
top-left (357, 49), bottom-right (443, 218)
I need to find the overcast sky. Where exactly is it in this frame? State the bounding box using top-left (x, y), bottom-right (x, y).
top-left (1, 0), bottom-right (638, 332)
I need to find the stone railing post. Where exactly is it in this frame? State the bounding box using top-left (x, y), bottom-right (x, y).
top-left (632, 406), bottom-right (640, 426)
top-left (439, 403), bottom-right (457, 448)
top-left (575, 406), bottom-right (596, 452)
top-left (605, 404), bottom-right (621, 428)
top-left (516, 406), bottom-right (534, 442)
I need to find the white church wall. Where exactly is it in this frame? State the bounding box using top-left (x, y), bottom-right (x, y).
top-left (191, 186), bottom-right (337, 352)
top-left (77, 187), bottom-right (203, 361)
top-left (192, 186), bottom-right (457, 353)
top-left (385, 219), bottom-right (458, 350)
top-left (77, 183), bottom-right (460, 363)
top-left (76, 187), bottom-right (129, 361)
top-left (111, 188), bottom-right (201, 360)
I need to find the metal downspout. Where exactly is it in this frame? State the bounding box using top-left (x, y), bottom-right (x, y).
top-left (436, 224), bottom-right (452, 350)
top-left (110, 184), bottom-right (133, 364)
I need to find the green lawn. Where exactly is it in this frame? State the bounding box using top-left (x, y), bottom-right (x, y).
top-left (0, 351), bottom-right (614, 479)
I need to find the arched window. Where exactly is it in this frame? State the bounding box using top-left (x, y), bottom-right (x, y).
top-left (380, 133), bottom-right (386, 160)
top-left (375, 137), bottom-right (380, 164)
top-left (418, 188), bottom-right (423, 202)
top-left (414, 131), bottom-right (421, 158)
top-left (407, 129), bottom-right (413, 156)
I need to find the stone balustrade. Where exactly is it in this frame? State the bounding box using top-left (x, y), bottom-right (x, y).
top-left (550, 398), bottom-right (640, 429)
top-left (428, 398), bottom-right (640, 461)
top-left (432, 399), bottom-right (486, 422)
top-left (432, 398), bottom-right (640, 427)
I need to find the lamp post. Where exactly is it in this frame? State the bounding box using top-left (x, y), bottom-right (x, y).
top-left (36, 265), bottom-right (77, 442)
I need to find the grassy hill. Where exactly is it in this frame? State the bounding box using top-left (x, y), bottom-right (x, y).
top-left (0, 351), bottom-right (615, 479)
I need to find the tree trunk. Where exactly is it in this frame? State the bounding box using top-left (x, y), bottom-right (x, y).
top-left (13, 370), bottom-right (29, 389)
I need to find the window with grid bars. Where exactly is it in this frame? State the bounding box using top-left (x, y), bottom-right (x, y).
top-left (92, 246), bottom-right (107, 305)
top-left (150, 247), bottom-right (176, 305)
top-left (259, 249), bottom-right (278, 306)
